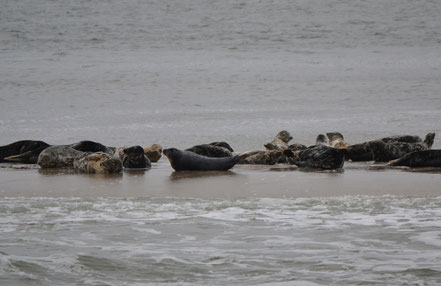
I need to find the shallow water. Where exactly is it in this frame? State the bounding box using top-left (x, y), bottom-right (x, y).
top-left (1, 0), bottom-right (441, 285)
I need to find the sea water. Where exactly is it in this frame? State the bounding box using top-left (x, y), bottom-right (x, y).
top-left (1, 0), bottom-right (441, 284)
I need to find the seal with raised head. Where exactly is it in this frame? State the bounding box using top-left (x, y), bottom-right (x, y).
top-left (264, 130), bottom-right (293, 150)
top-left (1, 140), bottom-right (50, 163)
top-left (368, 133), bottom-right (435, 162)
top-left (326, 132), bottom-right (350, 149)
top-left (115, 146), bottom-right (151, 169)
top-left (73, 152), bottom-right (123, 173)
top-left (186, 144), bottom-right (232, 158)
top-left (387, 150), bottom-right (441, 168)
top-left (144, 144), bottom-right (163, 162)
top-left (37, 146), bottom-right (86, 168)
top-left (288, 145), bottom-right (346, 170)
top-left (163, 148), bottom-right (239, 171)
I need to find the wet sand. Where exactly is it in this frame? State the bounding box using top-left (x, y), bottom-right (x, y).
top-left (1, 160), bottom-right (440, 199)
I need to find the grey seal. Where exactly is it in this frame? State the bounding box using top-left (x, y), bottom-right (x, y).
top-left (286, 145), bottom-right (346, 170)
top-left (237, 150), bottom-right (283, 165)
top-left (368, 133), bottom-right (435, 162)
top-left (326, 132), bottom-right (350, 149)
top-left (1, 140), bottom-right (50, 163)
top-left (264, 130), bottom-right (293, 150)
top-left (387, 150), bottom-right (441, 168)
top-left (163, 148), bottom-right (239, 171)
top-left (186, 144), bottom-right (232, 158)
top-left (73, 152), bottom-right (123, 173)
top-left (115, 146), bottom-right (151, 169)
top-left (37, 146), bottom-right (86, 168)
top-left (143, 144), bottom-right (163, 162)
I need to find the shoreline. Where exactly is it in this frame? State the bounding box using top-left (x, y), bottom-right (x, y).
top-left (1, 160), bottom-right (440, 199)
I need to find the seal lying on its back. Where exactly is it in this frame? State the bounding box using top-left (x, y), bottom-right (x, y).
top-left (1, 140), bottom-right (50, 163)
top-left (368, 133), bottom-right (435, 162)
top-left (115, 146), bottom-right (151, 169)
top-left (387, 150), bottom-right (441, 168)
top-left (163, 148), bottom-right (239, 171)
top-left (74, 152), bottom-right (123, 173)
top-left (37, 146), bottom-right (86, 168)
top-left (186, 144), bottom-right (232, 158)
top-left (286, 145), bottom-right (346, 170)
top-left (264, 130), bottom-right (293, 150)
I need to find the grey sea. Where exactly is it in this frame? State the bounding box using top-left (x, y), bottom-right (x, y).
top-left (1, 0), bottom-right (441, 285)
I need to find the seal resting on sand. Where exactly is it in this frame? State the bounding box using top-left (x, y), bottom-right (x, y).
top-left (73, 152), bottom-right (123, 173)
top-left (264, 130), bottom-right (293, 150)
top-left (1, 140), bottom-right (50, 163)
top-left (209, 142), bottom-right (234, 152)
top-left (285, 145), bottom-right (346, 170)
top-left (68, 140), bottom-right (114, 155)
top-left (368, 133), bottom-right (435, 162)
top-left (237, 150), bottom-right (283, 165)
top-left (37, 146), bottom-right (85, 168)
top-left (387, 150), bottom-right (441, 168)
top-left (326, 132), bottom-right (350, 149)
top-left (144, 144), bottom-right (163, 162)
top-left (115, 146), bottom-right (151, 169)
top-left (186, 144), bottom-right (232, 158)
top-left (163, 148), bottom-right (239, 171)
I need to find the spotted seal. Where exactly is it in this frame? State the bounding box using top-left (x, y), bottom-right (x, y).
top-left (286, 145), bottom-right (346, 170)
top-left (368, 133), bottom-right (435, 162)
top-left (163, 148), bottom-right (239, 171)
top-left (115, 146), bottom-right (151, 169)
top-left (37, 146), bottom-right (86, 168)
top-left (237, 150), bottom-right (283, 165)
top-left (73, 152), bottom-right (123, 173)
top-left (1, 140), bottom-right (50, 163)
top-left (387, 149), bottom-right (441, 168)
top-left (143, 144), bottom-right (163, 162)
top-left (264, 130), bottom-right (293, 150)
top-left (326, 132), bottom-right (350, 149)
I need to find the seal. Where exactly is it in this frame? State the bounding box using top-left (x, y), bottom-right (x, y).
top-left (37, 146), bottom-right (85, 168)
top-left (264, 130), bottom-right (293, 150)
top-left (186, 144), bottom-right (232, 158)
top-left (387, 150), bottom-right (441, 168)
top-left (1, 140), bottom-right (50, 163)
top-left (326, 132), bottom-right (350, 149)
top-left (288, 145), bottom-right (346, 170)
top-left (163, 148), bottom-right (239, 171)
top-left (115, 146), bottom-right (151, 169)
top-left (73, 152), bottom-right (123, 173)
top-left (69, 140), bottom-right (114, 155)
top-left (315, 134), bottom-right (328, 146)
top-left (368, 133), bottom-right (435, 162)
top-left (345, 142), bottom-right (373, 162)
top-left (237, 150), bottom-right (283, 165)
top-left (143, 144), bottom-right (163, 162)
top-left (209, 142), bottom-right (234, 152)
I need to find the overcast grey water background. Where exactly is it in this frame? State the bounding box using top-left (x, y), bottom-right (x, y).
top-left (1, 0), bottom-right (441, 285)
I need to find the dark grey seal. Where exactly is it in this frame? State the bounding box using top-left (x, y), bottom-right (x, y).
top-left (163, 148), bottom-right (239, 171)
top-left (287, 145), bottom-right (346, 170)
top-left (387, 150), bottom-right (441, 168)
top-left (116, 146), bottom-right (151, 169)
top-left (368, 133), bottom-right (435, 162)
top-left (1, 140), bottom-right (50, 163)
top-left (186, 144), bottom-right (233, 158)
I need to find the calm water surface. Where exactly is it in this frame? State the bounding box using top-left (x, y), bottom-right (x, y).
top-left (1, 0), bottom-right (441, 285)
